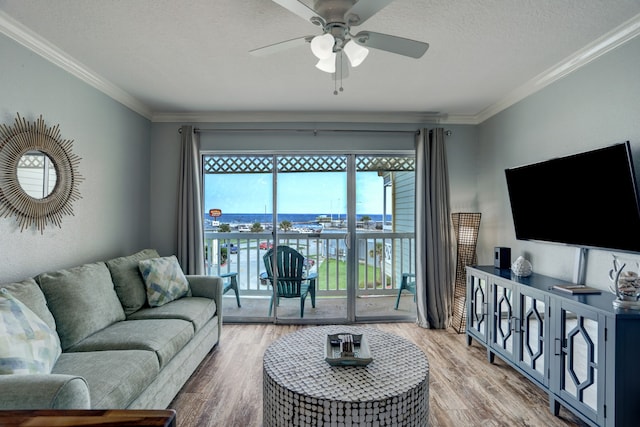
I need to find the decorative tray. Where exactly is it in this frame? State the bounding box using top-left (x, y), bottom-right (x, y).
top-left (324, 333), bottom-right (373, 366)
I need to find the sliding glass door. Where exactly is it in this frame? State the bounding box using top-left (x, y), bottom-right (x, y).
top-left (203, 155), bottom-right (275, 322)
top-left (354, 155), bottom-right (416, 321)
top-left (274, 155), bottom-right (348, 322)
top-left (203, 153), bottom-right (415, 324)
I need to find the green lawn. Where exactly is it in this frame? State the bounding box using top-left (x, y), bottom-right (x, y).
top-left (315, 259), bottom-right (391, 290)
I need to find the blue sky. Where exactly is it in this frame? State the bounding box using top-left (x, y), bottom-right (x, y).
top-left (204, 171), bottom-right (384, 214)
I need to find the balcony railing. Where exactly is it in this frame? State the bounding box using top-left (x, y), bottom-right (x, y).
top-left (205, 231), bottom-right (415, 297)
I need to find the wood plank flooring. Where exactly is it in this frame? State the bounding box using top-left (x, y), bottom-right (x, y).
top-left (169, 323), bottom-right (587, 427)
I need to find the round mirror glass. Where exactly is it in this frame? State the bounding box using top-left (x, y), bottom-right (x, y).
top-left (16, 150), bottom-right (57, 199)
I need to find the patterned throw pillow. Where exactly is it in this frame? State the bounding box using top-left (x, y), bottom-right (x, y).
top-left (138, 256), bottom-right (190, 307)
top-left (0, 288), bottom-right (62, 374)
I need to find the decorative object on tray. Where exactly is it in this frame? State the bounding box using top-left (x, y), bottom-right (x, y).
top-left (324, 333), bottom-right (373, 366)
top-left (608, 254), bottom-right (640, 309)
top-left (511, 256), bottom-right (533, 277)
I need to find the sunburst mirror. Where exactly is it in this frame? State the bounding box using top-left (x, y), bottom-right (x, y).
top-left (0, 113), bottom-right (83, 233)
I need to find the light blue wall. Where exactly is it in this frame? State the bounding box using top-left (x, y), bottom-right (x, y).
top-left (0, 34), bottom-right (151, 283)
top-left (477, 36), bottom-right (640, 287)
top-left (149, 122), bottom-right (181, 256)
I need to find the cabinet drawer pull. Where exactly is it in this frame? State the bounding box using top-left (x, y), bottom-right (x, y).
top-left (511, 316), bottom-right (520, 333)
top-left (554, 338), bottom-right (561, 356)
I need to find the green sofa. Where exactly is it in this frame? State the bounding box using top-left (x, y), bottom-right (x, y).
top-left (0, 249), bottom-right (222, 409)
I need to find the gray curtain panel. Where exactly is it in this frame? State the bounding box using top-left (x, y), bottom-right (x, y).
top-left (177, 125), bottom-right (205, 275)
top-left (415, 128), bottom-right (454, 329)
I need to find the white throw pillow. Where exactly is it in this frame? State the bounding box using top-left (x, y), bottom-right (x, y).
top-left (138, 256), bottom-right (190, 307)
top-left (0, 288), bottom-right (62, 374)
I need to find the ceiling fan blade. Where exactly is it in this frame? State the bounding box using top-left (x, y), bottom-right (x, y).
top-left (353, 31), bottom-right (429, 58)
top-left (272, 0), bottom-right (319, 23)
top-left (345, 0), bottom-right (394, 26)
top-left (250, 36), bottom-right (313, 56)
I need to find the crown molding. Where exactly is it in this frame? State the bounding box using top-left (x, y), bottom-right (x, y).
top-left (438, 114), bottom-right (480, 125)
top-left (475, 12), bottom-right (640, 124)
top-left (151, 111), bottom-right (448, 124)
top-left (0, 11), bottom-right (152, 120)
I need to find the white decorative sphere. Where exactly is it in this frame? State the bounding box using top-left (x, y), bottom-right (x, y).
top-left (511, 256), bottom-right (533, 277)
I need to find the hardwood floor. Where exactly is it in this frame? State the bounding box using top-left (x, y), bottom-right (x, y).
top-left (169, 323), bottom-right (586, 427)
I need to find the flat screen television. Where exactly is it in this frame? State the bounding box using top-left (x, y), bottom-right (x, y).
top-left (505, 141), bottom-right (640, 253)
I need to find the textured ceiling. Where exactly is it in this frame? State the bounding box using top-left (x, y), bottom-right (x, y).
top-left (1, 0), bottom-right (640, 123)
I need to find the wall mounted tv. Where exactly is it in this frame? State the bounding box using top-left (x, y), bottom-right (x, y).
top-left (505, 141), bottom-right (640, 253)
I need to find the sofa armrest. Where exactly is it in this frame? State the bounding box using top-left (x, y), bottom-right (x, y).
top-left (187, 275), bottom-right (222, 300)
top-left (0, 374), bottom-right (90, 409)
top-left (186, 275), bottom-right (224, 339)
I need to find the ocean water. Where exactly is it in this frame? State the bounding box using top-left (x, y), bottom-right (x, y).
top-left (205, 213), bottom-right (390, 225)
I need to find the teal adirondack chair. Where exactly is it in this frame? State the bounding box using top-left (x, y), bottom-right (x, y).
top-left (395, 272), bottom-right (416, 309)
top-left (220, 272), bottom-right (241, 307)
top-left (260, 245), bottom-right (316, 317)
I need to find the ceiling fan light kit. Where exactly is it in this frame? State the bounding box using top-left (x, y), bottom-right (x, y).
top-left (311, 33), bottom-right (335, 59)
top-left (343, 40), bottom-right (369, 67)
top-left (254, 0), bottom-right (429, 93)
top-left (312, 37), bottom-right (367, 72)
top-left (316, 53), bottom-right (337, 73)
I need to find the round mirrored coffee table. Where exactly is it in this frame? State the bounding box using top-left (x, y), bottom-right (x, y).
top-left (263, 326), bottom-right (429, 426)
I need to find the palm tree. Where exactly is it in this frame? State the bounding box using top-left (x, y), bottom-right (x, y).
top-left (360, 215), bottom-right (372, 229)
top-left (279, 220), bottom-right (292, 231)
top-left (220, 247), bottom-right (228, 265)
top-left (251, 222), bottom-right (264, 232)
top-left (368, 242), bottom-right (385, 287)
top-left (218, 223), bottom-right (231, 232)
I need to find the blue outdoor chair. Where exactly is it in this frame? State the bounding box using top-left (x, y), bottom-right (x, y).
top-left (395, 272), bottom-right (416, 309)
top-left (220, 272), bottom-right (241, 307)
top-left (260, 245), bottom-right (316, 318)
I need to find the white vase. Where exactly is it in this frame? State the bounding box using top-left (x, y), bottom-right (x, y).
top-left (511, 256), bottom-right (533, 277)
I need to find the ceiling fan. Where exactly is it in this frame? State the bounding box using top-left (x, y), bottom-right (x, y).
top-left (250, 0), bottom-right (429, 91)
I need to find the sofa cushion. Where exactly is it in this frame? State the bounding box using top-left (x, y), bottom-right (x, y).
top-left (1, 278), bottom-right (56, 331)
top-left (52, 350), bottom-right (159, 409)
top-left (138, 256), bottom-right (190, 307)
top-left (106, 249), bottom-right (160, 316)
top-left (0, 288), bottom-right (61, 374)
top-left (37, 262), bottom-right (126, 351)
top-left (127, 297), bottom-right (216, 332)
top-left (68, 319), bottom-right (194, 369)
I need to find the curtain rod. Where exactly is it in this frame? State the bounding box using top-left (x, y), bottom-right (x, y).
top-left (178, 127), bottom-right (452, 136)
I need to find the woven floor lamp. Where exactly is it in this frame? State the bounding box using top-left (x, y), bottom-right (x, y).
top-left (451, 212), bottom-right (481, 334)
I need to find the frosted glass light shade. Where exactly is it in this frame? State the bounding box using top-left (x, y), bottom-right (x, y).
top-left (344, 40), bottom-right (369, 67)
top-left (310, 33), bottom-right (335, 59)
top-left (315, 52), bottom-right (336, 73)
